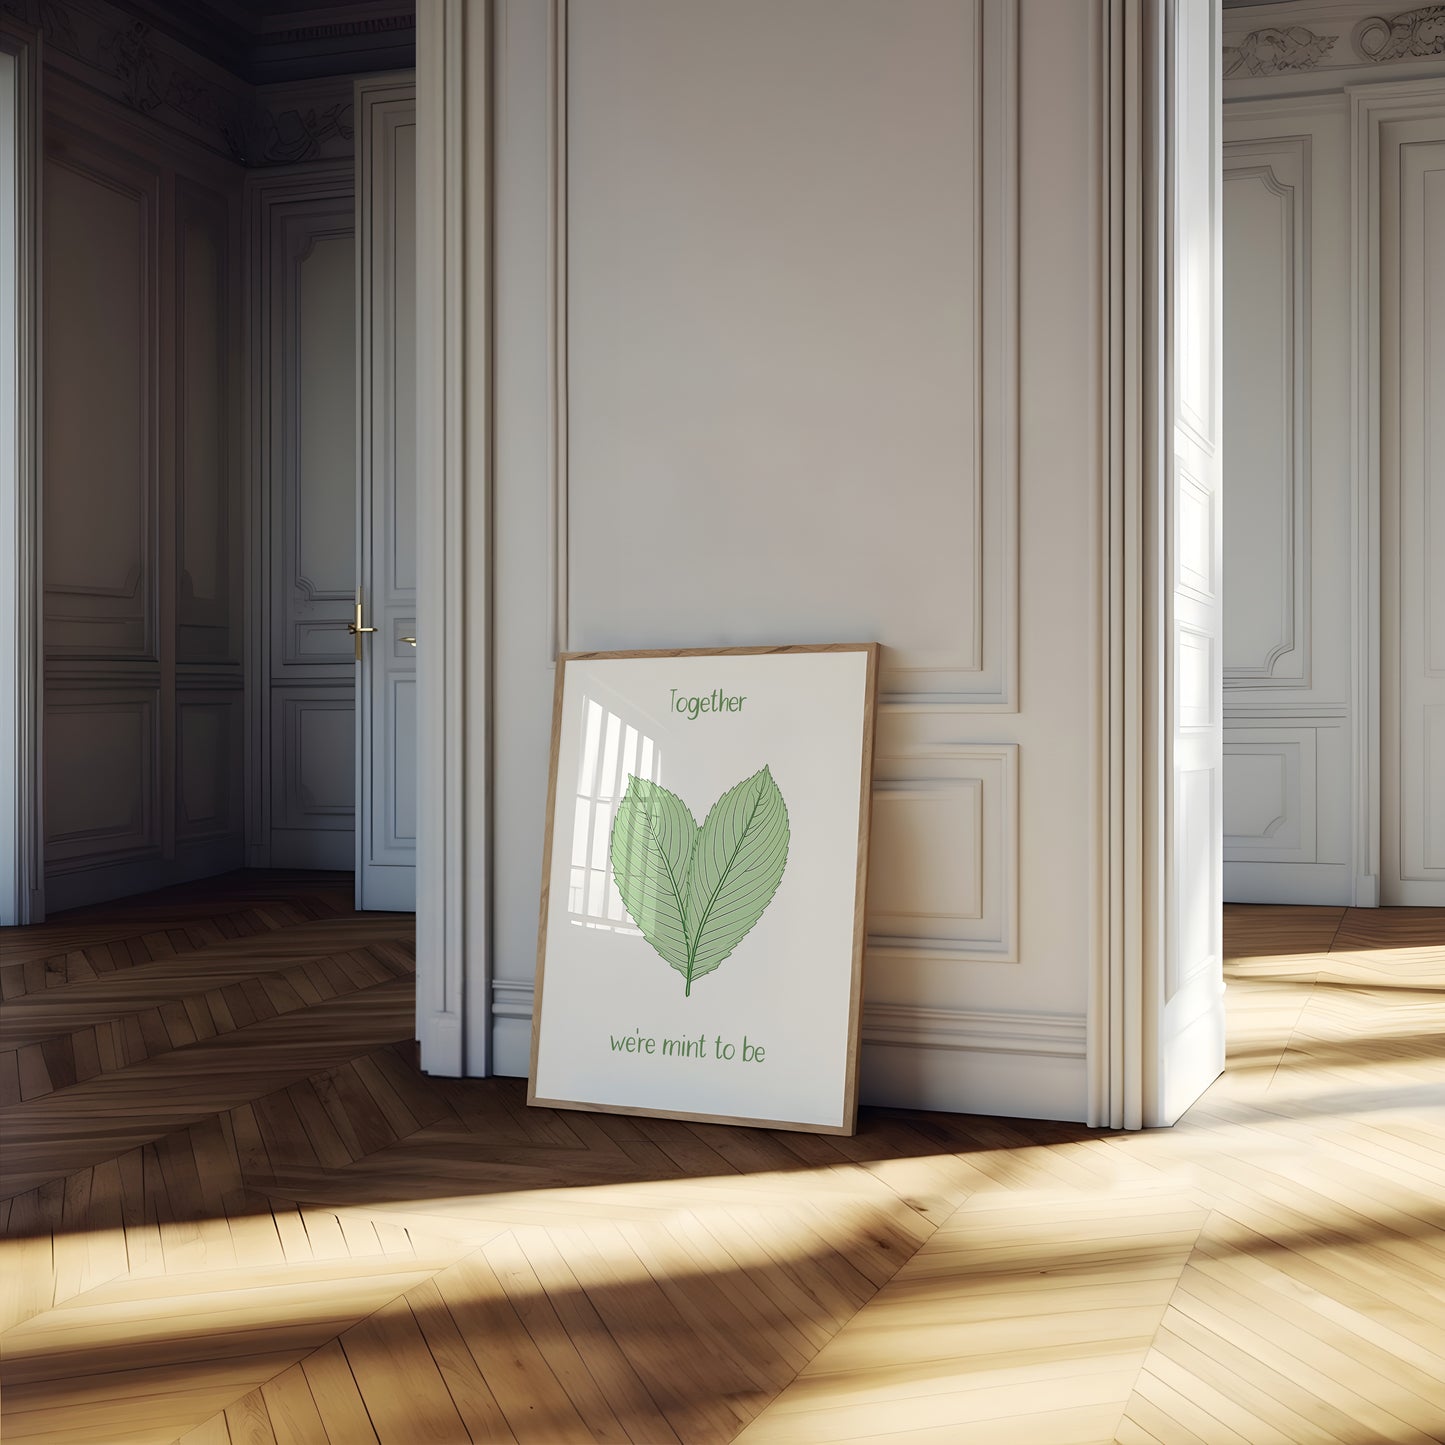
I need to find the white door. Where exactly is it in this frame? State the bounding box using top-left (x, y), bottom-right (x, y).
top-left (0, 22), bottom-right (41, 925)
top-left (1381, 114), bottom-right (1445, 906)
top-left (1153, 0), bottom-right (1225, 1125)
top-left (355, 76), bottom-right (418, 912)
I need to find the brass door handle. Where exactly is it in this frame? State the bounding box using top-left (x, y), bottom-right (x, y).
top-left (401, 636), bottom-right (416, 647)
top-left (348, 588), bottom-right (377, 661)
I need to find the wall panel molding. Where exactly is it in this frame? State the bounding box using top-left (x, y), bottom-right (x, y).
top-left (43, 689), bottom-right (159, 867)
top-left (176, 691), bottom-right (242, 843)
top-left (1224, 726), bottom-right (1318, 861)
top-left (175, 175), bottom-right (241, 666)
top-left (547, 0), bottom-right (1019, 710)
top-left (867, 742), bottom-right (1019, 964)
top-left (42, 137), bottom-right (159, 660)
top-left (40, 92), bottom-right (245, 910)
top-left (271, 689), bottom-right (356, 831)
top-left (276, 207), bottom-right (357, 669)
top-left (1223, 134), bottom-right (1311, 688)
top-left (490, 980), bottom-right (1086, 1123)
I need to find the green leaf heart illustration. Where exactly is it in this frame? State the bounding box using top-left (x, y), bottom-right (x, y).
top-left (609, 766), bottom-right (790, 996)
top-left (609, 776), bottom-right (699, 974)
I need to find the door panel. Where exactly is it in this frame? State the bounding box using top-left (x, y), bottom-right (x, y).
top-left (1154, 0), bottom-right (1225, 1125)
top-left (356, 76), bottom-right (418, 912)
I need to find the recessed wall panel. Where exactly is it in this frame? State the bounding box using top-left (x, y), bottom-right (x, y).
top-left (296, 232), bottom-right (356, 608)
top-left (178, 693), bottom-right (241, 842)
top-left (177, 185), bottom-right (234, 662)
top-left (273, 690), bottom-right (356, 830)
top-left (44, 691), bottom-right (158, 864)
top-left (1223, 140), bottom-right (1308, 686)
top-left (564, 0), bottom-right (1001, 701)
top-left (867, 743), bottom-right (1018, 963)
top-left (43, 153), bottom-right (154, 658)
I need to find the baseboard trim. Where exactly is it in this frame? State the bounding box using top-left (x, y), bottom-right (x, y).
top-left (1224, 862), bottom-right (1353, 906)
top-left (268, 830), bottom-right (355, 870)
top-left (487, 982), bottom-right (1088, 1122)
top-left (44, 837), bottom-right (245, 913)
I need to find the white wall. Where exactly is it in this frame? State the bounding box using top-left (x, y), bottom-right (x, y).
top-left (41, 75), bottom-right (246, 912)
top-left (487, 0), bottom-right (1105, 1122)
top-left (1221, 2), bottom-right (1445, 906)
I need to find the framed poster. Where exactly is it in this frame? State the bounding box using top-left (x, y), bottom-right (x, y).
top-left (529, 644), bottom-right (879, 1134)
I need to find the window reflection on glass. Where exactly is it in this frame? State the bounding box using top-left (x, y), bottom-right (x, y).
top-left (569, 697), bottom-right (661, 933)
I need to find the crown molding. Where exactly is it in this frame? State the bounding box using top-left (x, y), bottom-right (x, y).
top-left (1224, 1), bottom-right (1445, 94)
top-left (8, 0), bottom-right (395, 163)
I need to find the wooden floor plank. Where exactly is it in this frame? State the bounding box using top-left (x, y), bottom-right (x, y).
top-left (298, 1339), bottom-right (380, 1445)
top-left (339, 1296), bottom-right (469, 1445)
top-left (2, 876), bottom-right (1442, 1444)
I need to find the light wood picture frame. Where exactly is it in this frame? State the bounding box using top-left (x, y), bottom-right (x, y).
top-left (528, 644), bottom-right (879, 1135)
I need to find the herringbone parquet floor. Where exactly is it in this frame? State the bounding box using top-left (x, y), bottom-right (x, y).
top-left (1, 874), bottom-right (1442, 1444)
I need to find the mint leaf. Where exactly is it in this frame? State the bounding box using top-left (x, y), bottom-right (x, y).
top-left (682, 766), bottom-right (790, 996)
top-left (609, 776), bottom-right (698, 972)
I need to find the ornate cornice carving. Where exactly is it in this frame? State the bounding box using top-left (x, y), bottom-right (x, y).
top-left (1356, 6), bottom-right (1445, 60)
top-left (254, 95), bottom-right (354, 166)
top-left (1224, 24), bottom-right (1338, 76)
top-left (11, 0), bottom-right (377, 165)
top-left (261, 15), bottom-right (415, 46)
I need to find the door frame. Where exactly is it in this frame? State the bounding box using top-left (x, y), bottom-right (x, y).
top-left (0, 19), bottom-right (42, 926)
top-left (414, 0), bottom-right (493, 1076)
top-left (1092, 0), bottom-right (1224, 1129)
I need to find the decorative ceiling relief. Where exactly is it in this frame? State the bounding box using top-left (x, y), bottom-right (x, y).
top-left (8, 0), bottom-right (400, 165)
top-left (1356, 6), bottom-right (1445, 60)
top-left (254, 95), bottom-right (354, 166)
top-left (1224, 25), bottom-right (1338, 76)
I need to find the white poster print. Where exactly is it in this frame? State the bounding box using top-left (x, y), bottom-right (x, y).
top-left (530, 647), bottom-right (876, 1133)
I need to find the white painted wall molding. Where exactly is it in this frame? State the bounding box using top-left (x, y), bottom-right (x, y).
top-left (0, 20), bottom-right (42, 924)
top-left (867, 743), bottom-right (1020, 964)
top-left (43, 687), bottom-right (160, 869)
top-left (1223, 134), bottom-right (1312, 689)
top-left (1225, 94), bottom-right (1350, 121)
top-left (1226, 701), bottom-right (1350, 717)
top-left (1347, 78), bottom-right (1445, 907)
top-left (545, 0), bottom-right (568, 668)
top-left (1223, 714), bottom-right (1351, 886)
top-left (543, 0), bottom-right (1019, 711)
top-left (1221, 82), bottom-right (1384, 906)
top-left (41, 126), bottom-right (160, 664)
top-left (488, 976), bottom-right (1086, 1086)
top-left (41, 79), bottom-right (246, 910)
top-left (1094, 0), bottom-right (1225, 1130)
top-left (1094, 0), bottom-right (1157, 1133)
top-left (860, 1004), bottom-right (1087, 1060)
top-left (1355, 79), bottom-right (1445, 905)
top-left (415, 0), bottom-right (492, 1077)
top-left (492, 977), bottom-right (1083, 1056)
